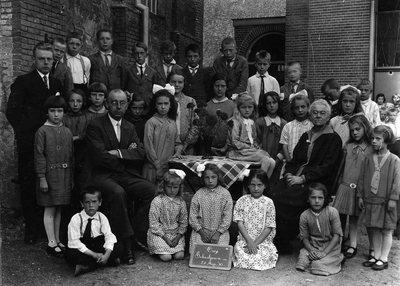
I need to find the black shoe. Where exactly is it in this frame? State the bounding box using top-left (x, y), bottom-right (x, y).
top-left (344, 246), bottom-right (357, 259)
top-left (372, 260), bottom-right (388, 271)
top-left (46, 245), bottom-right (64, 258)
top-left (123, 239), bottom-right (136, 265)
top-left (363, 257), bottom-right (377, 267)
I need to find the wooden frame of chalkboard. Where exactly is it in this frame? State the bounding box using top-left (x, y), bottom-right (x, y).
top-left (189, 243), bottom-right (233, 271)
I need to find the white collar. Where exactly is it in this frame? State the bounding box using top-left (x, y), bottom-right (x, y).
top-left (80, 210), bottom-right (99, 221)
top-left (163, 59), bottom-right (176, 65)
top-left (189, 65), bottom-right (199, 70)
top-left (330, 99), bottom-right (339, 105)
top-left (44, 120), bottom-right (63, 127)
top-left (212, 97), bottom-right (228, 103)
top-left (37, 70), bottom-right (48, 78)
top-left (108, 114), bottom-right (121, 126)
top-left (100, 50), bottom-right (112, 56)
top-left (256, 72), bottom-right (269, 78)
top-left (66, 53), bottom-right (82, 59)
top-left (137, 63), bottom-right (146, 68)
top-left (361, 98), bottom-right (371, 105)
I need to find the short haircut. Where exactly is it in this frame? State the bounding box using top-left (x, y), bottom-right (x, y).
top-left (310, 99), bottom-right (331, 117)
top-left (337, 88), bottom-right (364, 115)
top-left (43, 95), bottom-right (68, 112)
top-left (221, 36), bottom-right (236, 48)
top-left (321, 78), bottom-right (340, 94)
top-left (160, 40), bottom-right (176, 52)
top-left (132, 41), bottom-right (148, 53)
top-left (308, 182), bottom-right (328, 207)
top-left (96, 28), bottom-right (113, 40)
top-left (244, 169), bottom-right (269, 194)
top-left (33, 42), bottom-right (54, 57)
top-left (51, 38), bottom-right (66, 46)
top-left (285, 61), bottom-right (302, 73)
top-left (259, 91), bottom-right (282, 117)
top-left (356, 78), bottom-right (373, 90)
top-left (211, 72), bottom-right (227, 86)
top-left (128, 93), bottom-right (147, 109)
top-left (254, 50), bottom-right (271, 63)
top-left (89, 82), bottom-right (108, 95)
top-left (202, 164), bottom-right (225, 187)
top-left (388, 107), bottom-right (399, 115)
top-left (66, 32), bottom-right (83, 43)
top-left (149, 89), bottom-right (178, 120)
top-left (107, 89), bottom-right (128, 102)
top-left (291, 93), bottom-right (310, 117)
top-left (373, 125), bottom-right (396, 144)
top-left (167, 69), bottom-right (185, 83)
top-left (157, 170), bottom-right (185, 200)
top-left (375, 93), bottom-right (386, 103)
top-left (348, 115), bottom-right (373, 144)
top-left (185, 43), bottom-right (201, 56)
top-left (66, 88), bottom-right (87, 107)
top-left (80, 186), bottom-right (102, 202)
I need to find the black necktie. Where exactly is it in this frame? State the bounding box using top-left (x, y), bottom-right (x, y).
top-left (260, 75), bottom-right (265, 96)
top-left (83, 218), bottom-right (93, 241)
top-left (190, 67), bottom-right (197, 76)
top-left (52, 61), bottom-right (57, 74)
top-left (140, 66), bottom-right (144, 77)
top-left (43, 75), bottom-right (48, 89)
top-left (105, 54), bottom-right (110, 67)
top-left (291, 83), bottom-right (298, 94)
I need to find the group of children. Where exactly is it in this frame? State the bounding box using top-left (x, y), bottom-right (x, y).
top-left (30, 31), bottom-right (399, 277)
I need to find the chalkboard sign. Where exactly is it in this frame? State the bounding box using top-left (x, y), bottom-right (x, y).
top-left (189, 243), bottom-right (233, 271)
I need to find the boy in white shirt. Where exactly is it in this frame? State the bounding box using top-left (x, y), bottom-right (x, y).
top-left (246, 50), bottom-right (280, 115)
top-left (65, 187), bottom-right (122, 276)
top-left (357, 79), bottom-right (381, 127)
top-left (63, 32), bottom-right (91, 96)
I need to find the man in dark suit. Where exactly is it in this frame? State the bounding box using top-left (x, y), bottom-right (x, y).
top-left (89, 29), bottom-right (126, 91)
top-left (81, 89), bottom-right (156, 265)
top-left (6, 42), bottom-right (64, 244)
top-left (51, 38), bottom-right (74, 95)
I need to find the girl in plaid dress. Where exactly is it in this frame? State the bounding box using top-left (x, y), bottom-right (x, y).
top-left (189, 164), bottom-right (233, 252)
top-left (147, 169), bottom-right (188, 261)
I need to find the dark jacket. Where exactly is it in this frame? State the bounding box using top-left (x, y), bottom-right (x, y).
top-left (80, 115), bottom-right (145, 189)
top-left (89, 51), bottom-right (127, 91)
top-left (6, 70), bottom-right (64, 152)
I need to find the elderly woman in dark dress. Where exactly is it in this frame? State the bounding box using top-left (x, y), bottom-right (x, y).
top-left (268, 99), bottom-right (343, 254)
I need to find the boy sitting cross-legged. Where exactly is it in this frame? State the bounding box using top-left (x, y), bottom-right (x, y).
top-left (65, 187), bottom-right (123, 276)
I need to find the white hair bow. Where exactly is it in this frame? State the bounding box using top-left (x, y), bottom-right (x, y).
top-left (340, 85), bottom-right (361, 95)
top-left (153, 84), bottom-right (175, 95)
top-left (169, 169), bottom-right (186, 180)
top-left (289, 89), bottom-right (308, 103)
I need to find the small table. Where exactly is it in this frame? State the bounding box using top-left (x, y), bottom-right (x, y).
top-left (168, 155), bottom-right (261, 193)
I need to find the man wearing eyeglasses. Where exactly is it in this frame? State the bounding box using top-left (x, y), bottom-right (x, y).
top-left (81, 89), bottom-right (156, 265)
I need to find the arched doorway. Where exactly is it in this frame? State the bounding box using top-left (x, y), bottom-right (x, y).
top-left (247, 33), bottom-right (285, 86)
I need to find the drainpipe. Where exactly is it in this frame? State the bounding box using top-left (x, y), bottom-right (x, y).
top-left (369, 0), bottom-right (376, 83)
top-left (135, 0), bottom-right (149, 61)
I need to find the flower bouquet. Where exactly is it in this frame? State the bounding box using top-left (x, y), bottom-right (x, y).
top-left (193, 103), bottom-right (230, 159)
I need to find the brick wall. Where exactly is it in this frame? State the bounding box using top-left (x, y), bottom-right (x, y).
top-left (286, 0), bottom-right (371, 96)
top-left (149, 0), bottom-right (204, 67)
top-left (0, 0), bottom-right (113, 208)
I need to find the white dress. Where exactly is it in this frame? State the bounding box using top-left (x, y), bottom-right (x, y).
top-left (233, 195), bottom-right (278, 270)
